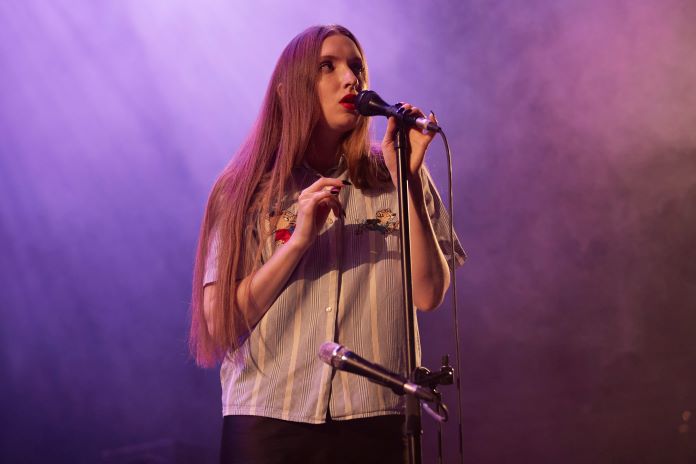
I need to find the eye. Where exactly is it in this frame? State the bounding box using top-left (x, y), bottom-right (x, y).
top-left (350, 62), bottom-right (364, 75)
top-left (319, 61), bottom-right (334, 72)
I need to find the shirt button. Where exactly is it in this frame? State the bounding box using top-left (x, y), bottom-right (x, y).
top-left (325, 306), bottom-right (332, 312)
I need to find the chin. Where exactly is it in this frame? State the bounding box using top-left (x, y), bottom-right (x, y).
top-left (316, 114), bottom-right (358, 136)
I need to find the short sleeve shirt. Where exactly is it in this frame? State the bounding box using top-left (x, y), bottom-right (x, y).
top-left (205, 162), bottom-right (465, 423)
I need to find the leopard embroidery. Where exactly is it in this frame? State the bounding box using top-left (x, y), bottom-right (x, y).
top-left (270, 208), bottom-right (297, 244)
top-left (357, 208), bottom-right (399, 235)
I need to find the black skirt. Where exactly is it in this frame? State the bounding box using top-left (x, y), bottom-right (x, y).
top-left (220, 414), bottom-right (407, 464)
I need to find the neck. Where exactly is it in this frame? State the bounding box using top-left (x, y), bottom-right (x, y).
top-left (305, 130), bottom-right (342, 175)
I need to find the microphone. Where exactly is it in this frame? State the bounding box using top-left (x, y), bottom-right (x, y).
top-left (355, 90), bottom-right (441, 133)
top-left (318, 342), bottom-right (438, 403)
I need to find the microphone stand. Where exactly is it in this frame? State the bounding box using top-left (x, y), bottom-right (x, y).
top-left (394, 125), bottom-right (422, 464)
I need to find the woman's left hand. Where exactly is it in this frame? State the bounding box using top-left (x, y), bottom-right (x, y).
top-left (381, 103), bottom-right (438, 186)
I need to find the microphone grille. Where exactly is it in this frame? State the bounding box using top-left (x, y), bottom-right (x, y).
top-left (318, 341), bottom-right (341, 366)
top-left (355, 90), bottom-right (387, 117)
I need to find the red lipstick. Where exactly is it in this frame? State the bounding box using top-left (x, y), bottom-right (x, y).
top-left (340, 93), bottom-right (356, 111)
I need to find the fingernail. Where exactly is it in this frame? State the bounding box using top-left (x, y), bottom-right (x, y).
top-left (330, 187), bottom-right (340, 195)
top-left (342, 179), bottom-right (352, 186)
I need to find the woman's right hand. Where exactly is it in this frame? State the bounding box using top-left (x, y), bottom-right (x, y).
top-left (287, 177), bottom-right (345, 251)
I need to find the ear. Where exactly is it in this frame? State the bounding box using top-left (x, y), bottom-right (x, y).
top-left (276, 83), bottom-right (284, 98)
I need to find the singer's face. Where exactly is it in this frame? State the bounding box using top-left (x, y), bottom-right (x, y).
top-left (314, 34), bottom-right (364, 136)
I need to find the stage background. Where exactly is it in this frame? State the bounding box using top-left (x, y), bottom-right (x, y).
top-left (2, 0), bottom-right (695, 462)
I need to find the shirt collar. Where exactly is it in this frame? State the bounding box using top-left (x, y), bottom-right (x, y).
top-left (300, 154), bottom-right (347, 179)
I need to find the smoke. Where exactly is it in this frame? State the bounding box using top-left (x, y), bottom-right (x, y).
top-left (2, 0), bottom-right (696, 462)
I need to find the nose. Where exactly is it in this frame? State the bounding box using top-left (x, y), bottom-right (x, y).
top-left (342, 66), bottom-right (359, 90)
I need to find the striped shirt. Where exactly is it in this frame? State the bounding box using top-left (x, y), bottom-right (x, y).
top-left (204, 162), bottom-right (465, 423)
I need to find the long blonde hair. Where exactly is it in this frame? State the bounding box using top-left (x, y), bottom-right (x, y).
top-left (189, 25), bottom-right (389, 367)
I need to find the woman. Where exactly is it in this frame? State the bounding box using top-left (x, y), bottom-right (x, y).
top-left (190, 24), bottom-right (464, 463)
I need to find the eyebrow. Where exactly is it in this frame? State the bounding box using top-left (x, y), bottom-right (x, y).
top-left (319, 54), bottom-right (363, 64)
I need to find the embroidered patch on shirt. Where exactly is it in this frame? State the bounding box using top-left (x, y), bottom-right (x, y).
top-left (357, 208), bottom-right (400, 235)
top-left (270, 208), bottom-right (297, 244)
